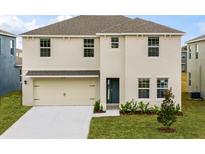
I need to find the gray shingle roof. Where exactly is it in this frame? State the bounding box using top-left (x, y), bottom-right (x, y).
top-left (21, 15), bottom-right (184, 36)
top-left (0, 29), bottom-right (16, 37)
top-left (187, 34), bottom-right (205, 43)
top-left (100, 18), bottom-right (184, 34)
top-left (21, 15), bottom-right (130, 35)
top-left (26, 70), bottom-right (100, 76)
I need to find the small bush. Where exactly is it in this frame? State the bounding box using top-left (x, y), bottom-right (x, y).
top-left (157, 88), bottom-right (178, 129)
top-left (120, 99), bottom-right (138, 113)
top-left (138, 101), bottom-right (150, 113)
top-left (94, 100), bottom-right (103, 112)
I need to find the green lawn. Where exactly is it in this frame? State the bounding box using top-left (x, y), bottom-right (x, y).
top-left (88, 93), bottom-right (205, 139)
top-left (0, 91), bottom-right (31, 135)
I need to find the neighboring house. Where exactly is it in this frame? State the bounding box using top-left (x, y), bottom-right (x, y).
top-left (21, 15), bottom-right (184, 110)
top-left (16, 48), bottom-right (23, 58)
top-left (181, 46), bottom-right (187, 72)
top-left (186, 35), bottom-right (205, 99)
top-left (0, 29), bottom-right (21, 95)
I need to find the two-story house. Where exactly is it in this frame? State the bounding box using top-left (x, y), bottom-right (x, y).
top-left (0, 29), bottom-right (21, 95)
top-left (186, 35), bottom-right (205, 99)
top-left (21, 15), bottom-right (184, 110)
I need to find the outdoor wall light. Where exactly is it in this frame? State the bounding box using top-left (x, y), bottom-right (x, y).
top-left (24, 80), bottom-right (27, 85)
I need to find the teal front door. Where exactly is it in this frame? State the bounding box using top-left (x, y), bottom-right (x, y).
top-left (106, 78), bottom-right (119, 103)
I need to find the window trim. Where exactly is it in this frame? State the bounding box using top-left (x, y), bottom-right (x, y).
top-left (148, 36), bottom-right (160, 57)
top-left (188, 45), bottom-right (191, 59)
top-left (10, 39), bottom-right (15, 56)
top-left (157, 78), bottom-right (169, 99)
top-left (83, 38), bottom-right (95, 58)
top-left (111, 37), bottom-right (119, 49)
top-left (188, 72), bottom-right (191, 86)
top-left (138, 78), bottom-right (150, 99)
top-left (195, 44), bottom-right (199, 59)
top-left (40, 38), bottom-right (51, 58)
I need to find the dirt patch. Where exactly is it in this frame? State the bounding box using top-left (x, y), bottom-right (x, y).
top-left (158, 127), bottom-right (176, 133)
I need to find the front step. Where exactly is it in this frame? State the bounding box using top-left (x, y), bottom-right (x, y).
top-left (106, 103), bottom-right (119, 110)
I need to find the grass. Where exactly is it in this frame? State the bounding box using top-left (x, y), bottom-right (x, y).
top-left (0, 91), bottom-right (31, 135)
top-left (88, 73), bottom-right (205, 139)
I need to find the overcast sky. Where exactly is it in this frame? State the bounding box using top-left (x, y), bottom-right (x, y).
top-left (0, 15), bottom-right (204, 49)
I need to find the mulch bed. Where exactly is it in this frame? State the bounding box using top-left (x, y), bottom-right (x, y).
top-left (94, 110), bottom-right (106, 113)
top-left (120, 111), bottom-right (183, 116)
top-left (158, 127), bottom-right (176, 133)
top-left (120, 111), bottom-right (156, 115)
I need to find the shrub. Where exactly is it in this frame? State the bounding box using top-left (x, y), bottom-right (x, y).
top-left (138, 101), bottom-right (150, 113)
top-left (120, 99), bottom-right (138, 113)
top-left (150, 105), bottom-right (160, 114)
top-left (157, 88), bottom-right (178, 128)
top-left (94, 100), bottom-right (103, 112)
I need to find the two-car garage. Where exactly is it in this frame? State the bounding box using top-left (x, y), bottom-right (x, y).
top-left (33, 78), bottom-right (99, 106)
top-left (25, 70), bottom-right (100, 106)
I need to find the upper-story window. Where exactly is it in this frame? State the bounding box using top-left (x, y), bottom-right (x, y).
top-left (195, 44), bottom-right (199, 59)
top-left (84, 39), bottom-right (94, 57)
top-left (111, 37), bottom-right (119, 48)
top-left (40, 38), bottom-right (51, 57)
top-left (148, 37), bottom-right (159, 57)
top-left (157, 78), bottom-right (168, 98)
top-left (138, 78), bottom-right (150, 98)
top-left (0, 38), bottom-right (1, 56)
top-left (188, 45), bottom-right (191, 59)
top-left (10, 40), bottom-right (14, 56)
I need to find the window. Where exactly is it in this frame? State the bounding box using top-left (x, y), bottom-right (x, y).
top-left (195, 44), bottom-right (199, 59)
top-left (10, 40), bottom-right (14, 56)
top-left (40, 38), bottom-right (51, 57)
top-left (138, 78), bottom-right (150, 98)
top-left (157, 78), bottom-right (168, 98)
top-left (84, 39), bottom-right (94, 57)
top-left (189, 45), bottom-right (191, 59)
top-left (148, 37), bottom-right (159, 57)
top-left (111, 37), bottom-right (119, 48)
top-left (0, 38), bottom-right (1, 55)
top-left (188, 72), bottom-right (191, 86)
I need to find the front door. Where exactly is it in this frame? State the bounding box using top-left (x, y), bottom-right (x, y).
top-left (106, 78), bottom-right (119, 103)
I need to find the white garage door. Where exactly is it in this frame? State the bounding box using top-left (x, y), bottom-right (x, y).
top-left (33, 78), bottom-right (98, 106)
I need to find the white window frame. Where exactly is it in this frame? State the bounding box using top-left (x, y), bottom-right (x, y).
top-left (195, 44), bottom-right (199, 59)
top-left (111, 37), bottom-right (119, 48)
top-left (10, 40), bottom-right (14, 56)
top-left (189, 45), bottom-right (191, 59)
top-left (40, 38), bottom-right (51, 57)
top-left (138, 78), bottom-right (150, 99)
top-left (157, 78), bottom-right (169, 99)
top-left (84, 38), bottom-right (94, 57)
top-left (188, 72), bottom-right (191, 86)
top-left (148, 37), bottom-right (159, 57)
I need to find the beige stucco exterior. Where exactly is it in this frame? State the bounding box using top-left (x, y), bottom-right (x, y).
top-left (187, 41), bottom-right (205, 99)
top-left (22, 35), bottom-right (182, 110)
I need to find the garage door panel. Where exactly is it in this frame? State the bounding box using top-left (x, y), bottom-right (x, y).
top-left (33, 78), bottom-right (97, 106)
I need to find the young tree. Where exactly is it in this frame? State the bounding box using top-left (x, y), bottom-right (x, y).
top-left (157, 88), bottom-right (178, 130)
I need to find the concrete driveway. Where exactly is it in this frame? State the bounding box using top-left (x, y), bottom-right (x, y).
top-left (1, 106), bottom-right (93, 139)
